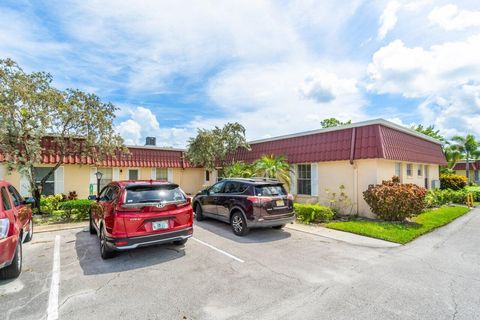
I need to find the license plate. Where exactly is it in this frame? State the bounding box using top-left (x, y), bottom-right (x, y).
top-left (152, 220), bottom-right (169, 231)
top-left (276, 199), bottom-right (285, 207)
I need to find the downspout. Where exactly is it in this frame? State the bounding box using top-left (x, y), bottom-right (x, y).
top-left (349, 128), bottom-right (359, 215)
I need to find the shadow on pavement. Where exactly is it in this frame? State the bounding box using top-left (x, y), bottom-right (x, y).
top-left (194, 219), bottom-right (291, 243)
top-left (75, 230), bottom-right (186, 275)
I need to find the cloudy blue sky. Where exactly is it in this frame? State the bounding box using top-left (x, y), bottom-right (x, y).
top-left (1, 0), bottom-right (480, 147)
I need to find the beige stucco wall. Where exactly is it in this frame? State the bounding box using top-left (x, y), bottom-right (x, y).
top-left (293, 159), bottom-right (440, 218)
top-left (64, 165), bottom-right (91, 199)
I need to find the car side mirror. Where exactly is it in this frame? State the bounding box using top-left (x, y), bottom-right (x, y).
top-left (23, 197), bottom-right (35, 205)
top-left (88, 195), bottom-right (99, 201)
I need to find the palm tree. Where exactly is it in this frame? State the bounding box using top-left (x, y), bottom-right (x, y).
top-left (451, 134), bottom-right (480, 182)
top-left (223, 161), bottom-right (254, 178)
top-left (253, 155), bottom-right (294, 189)
top-left (444, 143), bottom-right (462, 168)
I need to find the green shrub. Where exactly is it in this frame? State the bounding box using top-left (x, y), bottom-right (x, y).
top-left (294, 203), bottom-right (335, 224)
top-left (440, 174), bottom-right (467, 190)
top-left (40, 194), bottom-right (66, 215)
top-left (425, 188), bottom-right (478, 207)
top-left (363, 178), bottom-right (427, 221)
top-left (58, 199), bottom-right (93, 221)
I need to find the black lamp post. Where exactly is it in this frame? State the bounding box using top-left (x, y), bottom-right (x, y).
top-left (95, 171), bottom-right (103, 196)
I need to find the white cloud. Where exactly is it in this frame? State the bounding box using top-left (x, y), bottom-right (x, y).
top-left (429, 4), bottom-right (480, 30)
top-left (378, 1), bottom-right (401, 40)
top-left (298, 71), bottom-right (358, 103)
top-left (115, 106), bottom-right (192, 147)
top-left (367, 35), bottom-right (480, 97)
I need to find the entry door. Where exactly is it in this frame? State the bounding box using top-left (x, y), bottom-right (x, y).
top-left (424, 165), bottom-right (429, 188)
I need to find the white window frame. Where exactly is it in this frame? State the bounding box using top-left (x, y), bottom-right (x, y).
top-left (417, 164), bottom-right (423, 177)
top-left (297, 164), bottom-right (312, 195)
top-left (406, 164), bottom-right (413, 177)
top-left (128, 168), bottom-right (140, 180)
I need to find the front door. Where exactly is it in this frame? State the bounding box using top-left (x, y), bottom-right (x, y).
top-left (424, 165), bottom-right (429, 188)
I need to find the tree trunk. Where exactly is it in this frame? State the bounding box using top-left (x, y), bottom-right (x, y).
top-left (466, 155), bottom-right (470, 184)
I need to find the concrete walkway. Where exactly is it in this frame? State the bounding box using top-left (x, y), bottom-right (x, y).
top-left (35, 221), bottom-right (88, 233)
top-left (286, 221), bottom-right (402, 248)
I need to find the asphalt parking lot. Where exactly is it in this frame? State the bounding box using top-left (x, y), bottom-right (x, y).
top-left (1, 210), bottom-right (480, 320)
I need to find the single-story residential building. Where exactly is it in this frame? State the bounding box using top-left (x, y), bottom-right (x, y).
top-left (229, 119), bottom-right (446, 217)
top-left (0, 118), bottom-right (446, 218)
top-left (452, 160), bottom-right (480, 183)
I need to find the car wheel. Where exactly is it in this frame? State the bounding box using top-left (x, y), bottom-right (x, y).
top-left (173, 238), bottom-right (188, 245)
top-left (0, 239), bottom-right (22, 280)
top-left (195, 203), bottom-right (204, 221)
top-left (24, 219), bottom-right (33, 243)
top-left (272, 224), bottom-right (286, 230)
top-left (231, 211), bottom-right (249, 236)
top-left (89, 212), bottom-right (96, 235)
top-left (99, 228), bottom-right (116, 260)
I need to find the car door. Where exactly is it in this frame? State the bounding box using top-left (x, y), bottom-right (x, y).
top-left (216, 181), bottom-right (238, 220)
top-left (202, 181), bottom-right (225, 215)
top-left (93, 186), bottom-right (111, 229)
top-left (7, 186), bottom-right (31, 231)
top-left (0, 186), bottom-right (17, 238)
top-left (101, 185), bottom-right (119, 236)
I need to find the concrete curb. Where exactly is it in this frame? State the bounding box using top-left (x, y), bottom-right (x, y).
top-left (35, 222), bottom-right (88, 234)
top-left (285, 222), bottom-right (401, 248)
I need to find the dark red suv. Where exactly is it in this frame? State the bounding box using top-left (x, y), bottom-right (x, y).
top-left (192, 178), bottom-right (295, 236)
top-left (89, 180), bottom-right (193, 259)
top-left (0, 181), bottom-right (34, 280)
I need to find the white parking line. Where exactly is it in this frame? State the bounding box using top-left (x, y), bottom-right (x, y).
top-left (192, 237), bottom-right (244, 263)
top-left (47, 235), bottom-right (61, 320)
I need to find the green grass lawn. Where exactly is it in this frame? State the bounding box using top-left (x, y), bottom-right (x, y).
top-left (325, 206), bottom-right (471, 244)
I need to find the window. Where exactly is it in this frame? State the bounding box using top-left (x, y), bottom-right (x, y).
top-left (205, 170), bottom-right (210, 182)
top-left (254, 185), bottom-right (287, 196)
top-left (155, 168), bottom-right (168, 181)
top-left (99, 185), bottom-right (119, 202)
top-left (98, 168), bottom-right (113, 190)
top-left (128, 169), bottom-right (139, 180)
top-left (223, 182), bottom-right (248, 194)
top-left (1, 187), bottom-right (12, 210)
top-left (8, 186), bottom-right (23, 207)
top-left (417, 165), bottom-right (423, 176)
top-left (297, 164), bottom-right (312, 195)
top-left (395, 163), bottom-right (402, 178)
top-left (406, 164), bottom-right (413, 177)
top-left (125, 184), bottom-right (186, 204)
top-left (209, 181), bottom-right (225, 194)
top-left (34, 167), bottom-right (55, 195)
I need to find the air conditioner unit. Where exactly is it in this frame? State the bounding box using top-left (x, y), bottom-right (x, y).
top-left (431, 180), bottom-right (440, 189)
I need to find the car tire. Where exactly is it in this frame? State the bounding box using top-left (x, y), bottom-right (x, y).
top-left (24, 219), bottom-right (33, 243)
top-left (195, 203), bottom-right (204, 221)
top-left (231, 211), bottom-right (249, 236)
top-left (0, 239), bottom-right (22, 280)
top-left (173, 238), bottom-right (188, 245)
top-left (89, 212), bottom-right (96, 235)
top-left (99, 228), bottom-right (116, 260)
top-left (272, 224), bottom-right (286, 230)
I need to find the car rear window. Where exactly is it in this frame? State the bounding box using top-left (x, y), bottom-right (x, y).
top-left (254, 185), bottom-right (287, 196)
top-left (125, 184), bottom-right (186, 204)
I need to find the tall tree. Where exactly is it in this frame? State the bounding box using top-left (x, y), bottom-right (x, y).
top-left (320, 118), bottom-right (352, 128)
top-left (412, 124), bottom-right (445, 143)
top-left (186, 123), bottom-right (250, 171)
top-left (222, 161), bottom-right (254, 178)
top-left (253, 155), bottom-right (293, 189)
top-left (451, 134), bottom-right (480, 182)
top-left (0, 59), bottom-right (124, 208)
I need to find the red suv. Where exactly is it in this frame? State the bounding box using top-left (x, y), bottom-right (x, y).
top-left (0, 181), bottom-right (34, 280)
top-left (89, 180), bottom-right (193, 259)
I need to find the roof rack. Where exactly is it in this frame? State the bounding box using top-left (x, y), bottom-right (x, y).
top-left (226, 177), bottom-right (280, 182)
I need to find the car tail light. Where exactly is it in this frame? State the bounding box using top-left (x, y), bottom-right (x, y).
top-left (115, 241), bottom-right (128, 246)
top-left (0, 218), bottom-right (9, 239)
top-left (247, 196), bottom-right (273, 205)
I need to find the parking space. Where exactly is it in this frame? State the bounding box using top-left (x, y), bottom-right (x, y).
top-left (2, 211), bottom-right (480, 320)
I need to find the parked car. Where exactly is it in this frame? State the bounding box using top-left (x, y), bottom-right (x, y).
top-left (89, 180), bottom-right (193, 259)
top-left (0, 181), bottom-right (34, 280)
top-left (192, 178), bottom-right (295, 236)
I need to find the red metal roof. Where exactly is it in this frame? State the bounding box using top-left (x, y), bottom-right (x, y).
top-left (452, 161), bottom-right (479, 170)
top-left (230, 122), bottom-right (447, 165)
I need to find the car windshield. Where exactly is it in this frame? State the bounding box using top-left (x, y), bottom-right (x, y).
top-left (254, 185), bottom-right (287, 196)
top-left (125, 184), bottom-right (186, 204)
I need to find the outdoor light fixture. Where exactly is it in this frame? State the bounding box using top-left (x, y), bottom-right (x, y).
top-left (95, 171), bottom-right (103, 196)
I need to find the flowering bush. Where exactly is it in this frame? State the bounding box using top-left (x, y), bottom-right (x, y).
top-left (440, 174), bottom-right (467, 190)
top-left (363, 178), bottom-right (427, 221)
